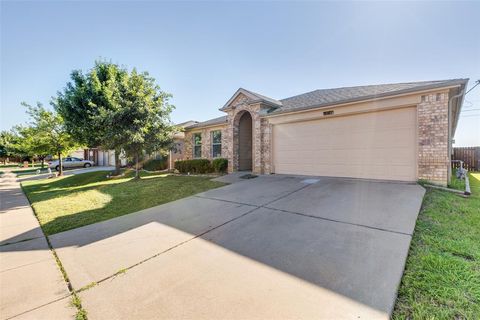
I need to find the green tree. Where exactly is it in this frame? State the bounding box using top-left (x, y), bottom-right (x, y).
top-left (0, 130), bottom-right (17, 165)
top-left (120, 69), bottom-right (175, 178)
top-left (54, 60), bottom-right (175, 178)
top-left (8, 126), bottom-right (38, 166)
top-left (22, 102), bottom-right (78, 176)
top-left (54, 61), bottom-right (129, 175)
top-left (15, 125), bottom-right (52, 168)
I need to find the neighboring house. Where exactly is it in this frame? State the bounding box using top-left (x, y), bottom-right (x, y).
top-left (180, 79), bottom-right (468, 186)
top-left (82, 148), bottom-right (127, 167)
top-left (167, 120), bottom-right (198, 169)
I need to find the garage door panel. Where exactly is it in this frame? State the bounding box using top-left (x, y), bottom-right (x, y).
top-left (276, 129), bottom-right (415, 150)
top-left (273, 108), bottom-right (417, 181)
top-left (280, 149), bottom-right (414, 167)
top-left (276, 163), bottom-right (415, 181)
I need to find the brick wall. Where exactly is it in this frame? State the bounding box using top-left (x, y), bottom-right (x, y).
top-left (417, 91), bottom-right (449, 186)
top-left (260, 118), bottom-right (272, 174)
top-left (225, 103), bottom-right (263, 174)
top-left (183, 126), bottom-right (227, 161)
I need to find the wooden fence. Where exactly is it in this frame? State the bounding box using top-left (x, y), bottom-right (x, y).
top-left (452, 147), bottom-right (480, 171)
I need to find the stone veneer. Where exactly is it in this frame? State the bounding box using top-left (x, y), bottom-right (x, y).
top-left (417, 91), bottom-right (450, 186)
top-left (224, 93), bottom-right (273, 174)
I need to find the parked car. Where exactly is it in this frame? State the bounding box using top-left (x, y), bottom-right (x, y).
top-left (48, 157), bottom-right (95, 171)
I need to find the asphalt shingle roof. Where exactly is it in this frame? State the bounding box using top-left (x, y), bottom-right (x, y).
top-left (184, 116), bottom-right (227, 129)
top-left (274, 79), bottom-right (468, 114)
top-left (185, 79), bottom-right (468, 129)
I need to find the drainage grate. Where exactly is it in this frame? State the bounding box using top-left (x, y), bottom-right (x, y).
top-left (301, 179), bottom-right (319, 184)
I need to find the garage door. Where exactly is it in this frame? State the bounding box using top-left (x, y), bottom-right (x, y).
top-left (272, 107), bottom-right (417, 181)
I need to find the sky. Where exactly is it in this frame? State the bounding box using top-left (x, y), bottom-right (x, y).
top-left (1, 1), bottom-right (479, 146)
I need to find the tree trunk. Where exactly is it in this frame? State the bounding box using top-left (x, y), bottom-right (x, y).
top-left (113, 150), bottom-right (121, 176)
top-left (58, 152), bottom-right (63, 176)
top-left (41, 157), bottom-right (45, 169)
top-left (135, 152), bottom-right (140, 179)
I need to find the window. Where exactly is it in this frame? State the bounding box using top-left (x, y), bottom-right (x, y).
top-left (193, 133), bottom-right (202, 158)
top-left (211, 130), bottom-right (222, 158)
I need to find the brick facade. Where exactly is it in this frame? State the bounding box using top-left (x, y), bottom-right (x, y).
top-left (184, 126), bottom-right (227, 160)
top-left (181, 89), bottom-right (453, 185)
top-left (417, 91), bottom-right (450, 186)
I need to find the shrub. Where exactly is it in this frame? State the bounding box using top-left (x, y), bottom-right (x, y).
top-left (212, 158), bottom-right (228, 173)
top-left (143, 159), bottom-right (168, 171)
top-left (174, 159), bottom-right (212, 174)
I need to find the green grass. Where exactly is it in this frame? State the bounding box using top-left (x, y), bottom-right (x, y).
top-left (448, 168), bottom-right (467, 191)
top-left (0, 164), bottom-right (19, 168)
top-left (22, 170), bottom-right (226, 235)
top-left (1, 162), bottom-right (44, 168)
top-left (393, 172), bottom-right (480, 319)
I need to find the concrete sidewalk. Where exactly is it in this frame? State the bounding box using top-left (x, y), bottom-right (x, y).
top-left (0, 172), bottom-right (75, 320)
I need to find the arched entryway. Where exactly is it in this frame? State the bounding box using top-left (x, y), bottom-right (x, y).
top-left (238, 112), bottom-right (253, 171)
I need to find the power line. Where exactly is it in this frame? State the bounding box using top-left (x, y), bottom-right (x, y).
top-left (462, 108), bottom-right (480, 112)
top-left (466, 79), bottom-right (480, 95)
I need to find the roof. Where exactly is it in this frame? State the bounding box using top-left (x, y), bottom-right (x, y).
top-left (175, 120), bottom-right (198, 127)
top-left (184, 116), bottom-right (227, 129)
top-left (220, 88), bottom-right (282, 110)
top-left (186, 79), bottom-right (468, 130)
top-left (271, 79), bottom-right (468, 115)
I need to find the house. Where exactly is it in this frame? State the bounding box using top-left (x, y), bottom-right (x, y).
top-left (80, 148), bottom-right (127, 167)
top-left (167, 120), bottom-right (199, 169)
top-left (179, 79), bottom-right (468, 186)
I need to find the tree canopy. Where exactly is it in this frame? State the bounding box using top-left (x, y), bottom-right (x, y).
top-left (54, 61), bottom-right (175, 177)
top-left (22, 102), bottom-right (78, 175)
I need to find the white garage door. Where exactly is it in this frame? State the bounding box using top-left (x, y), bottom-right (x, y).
top-left (272, 107), bottom-right (417, 181)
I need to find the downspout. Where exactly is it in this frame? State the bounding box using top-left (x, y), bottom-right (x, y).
top-left (448, 88), bottom-right (466, 183)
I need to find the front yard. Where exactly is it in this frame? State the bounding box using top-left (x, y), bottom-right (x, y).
top-left (393, 172), bottom-right (480, 319)
top-left (22, 170), bottom-right (226, 235)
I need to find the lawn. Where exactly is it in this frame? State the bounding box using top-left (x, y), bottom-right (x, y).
top-left (0, 163), bottom-right (21, 168)
top-left (22, 170), bottom-right (226, 235)
top-left (393, 172), bottom-right (480, 319)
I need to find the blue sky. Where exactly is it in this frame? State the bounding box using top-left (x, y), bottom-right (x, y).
top-left (1, 1), bottom-right (479, 146)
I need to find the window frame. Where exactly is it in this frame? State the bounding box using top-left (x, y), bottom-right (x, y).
top-left (211, 130), bottom-right (222, 158)
top-left (193, 133), bottom-right (202, 158)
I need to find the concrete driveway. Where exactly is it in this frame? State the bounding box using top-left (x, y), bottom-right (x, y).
top-left (15, 166), bottom-right (116, 182)
top-left (47, 175), bottom-right (424, 319)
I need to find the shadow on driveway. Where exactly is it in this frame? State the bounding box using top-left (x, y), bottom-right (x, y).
top-left (1, 174), bottom-right (426, 318)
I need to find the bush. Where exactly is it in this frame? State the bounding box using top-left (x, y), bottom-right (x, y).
top-left (212, 158), bottom-right (228, 173)
top-left (143, 159), bottom-right (168, 171)
top-left (174, 159), bottom-right (213, 174)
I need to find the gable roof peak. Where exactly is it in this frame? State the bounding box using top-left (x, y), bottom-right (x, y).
top-left (220, 88), bottom-right (282, 111)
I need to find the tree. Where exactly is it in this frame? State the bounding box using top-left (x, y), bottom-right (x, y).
top-left (9, 126), bottom-right (38, 167)
top-left (120, 69), bottom-right (175, 179)
top-left (15, 125), bottom-right (51, 168)
top-left (54, 60), bottom-right (175, 178)
top-left (22, 102), bottom-right (78, 176)
top-left (0, 131), bottom-right (17, 165)
top-left (54, 61), bottom-right (130, 175)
